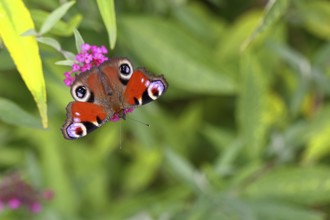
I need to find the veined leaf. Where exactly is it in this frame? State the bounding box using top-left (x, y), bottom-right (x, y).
top-left (39, 1), bottom-right (75, 35)
top-left (96, 0), bottom-right (116, 49)
top-left (241, 0), bottom-right (289, 50)
top-left (0, 0), bottom-right (47, 128)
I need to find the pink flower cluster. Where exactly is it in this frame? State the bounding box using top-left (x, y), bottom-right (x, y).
top-left (0, 173), bottom-right (53, 213)
top-left (64, 43), bottom-right (109, 86)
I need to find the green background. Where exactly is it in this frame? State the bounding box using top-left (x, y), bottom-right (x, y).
top-left (1, 0), bottom-right (330, 219)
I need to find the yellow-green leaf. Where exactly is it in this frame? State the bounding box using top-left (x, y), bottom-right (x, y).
top-left (303, 106), bottom-right (330, 163)
top-left (0, 0), bottom-right (47, 128)
top-left (96, 0), bottom-right (117, 49)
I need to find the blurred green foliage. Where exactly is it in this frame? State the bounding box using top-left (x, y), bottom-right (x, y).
top-left (1, 0), bottom-right (330, 219)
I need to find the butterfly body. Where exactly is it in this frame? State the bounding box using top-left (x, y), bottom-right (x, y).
top-left (62, 58), bottom-right (168, 139)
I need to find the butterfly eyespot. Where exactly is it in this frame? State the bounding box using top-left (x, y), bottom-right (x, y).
top-left (147, 81), bottom-right (165, 100)
top-left (71, 84), bottom-right (92, 102)
top-left (118, 60), bottom-right (133, 82)
top-left (66, 122), bottom-right (87, 139)
top-left (76, 86), bottom-right (86, 98)
top-left (120, 64), bottom-right (131, 76)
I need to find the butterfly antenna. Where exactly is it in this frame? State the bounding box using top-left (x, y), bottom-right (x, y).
top-left (126, 117), bottom-right (150, 127)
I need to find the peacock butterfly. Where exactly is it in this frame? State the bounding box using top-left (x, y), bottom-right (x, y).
top-left (62, 57), bottom-right (168, 139)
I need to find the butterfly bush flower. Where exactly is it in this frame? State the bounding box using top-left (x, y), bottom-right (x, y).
top-left (64, 43), bottom-right (109, 87)
top-left (63, 43), bottom-right (134, 121)
top-left (0, 173), bottom-right (53, 213)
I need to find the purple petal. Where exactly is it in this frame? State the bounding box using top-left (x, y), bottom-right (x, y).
top-left (100, 45), bottom-right (108, 54)
top-left (81, 43), bottom-right (91, 52)
top-left (85, 54), bottom-right (93, 64)
top-left (124, 108), bottom-right (134, 114)
top-left (42, 190), bottom-right (54, 201)
top-left (81, 63), bottom-right (92, 71)
top-left (8, 198), bottom-right (21, 209)
top-left (0, 201), bottom-right (3, 211)
top-left (75, 53), bottom-right (85, 62)
top-left (72, 63), bottom-right (80, 71)
top-left (30, 203), bottom-right (42, 213)
top-left (110, 114), bottom-right (120, 122)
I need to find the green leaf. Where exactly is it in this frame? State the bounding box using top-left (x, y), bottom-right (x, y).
top-left (0, 97), bottom-right (41, 128)
top-left (31, 9), bottom-right (82, 37)
top-left (237, 53), bottom-right (269, 159)
top-left (296, 0), bottom-right (330, 39)
top-left (214, 139), bottom-right (243, 176)
top-left (244, 166), bottom-right (330, 205)
top-left (0, 50), bottom-right (15, 70)
top-left (0, 147), bottom-right (23, 166)
top-left (96, 0), bottom-right (116, 49)
top-left (178, 194), bottom-right (257, 220)
top-left (165, 148), bottom-right (207, 192)
top-left (55, 60), bottom-right (75, 66)
top-left (269, 42), bottom-right (312, 114)
top-left (216, 11), bottom-right (263, 60)
top-left (37, 37), bottom-right (61, 51)
top-left (201, 124), bottom-right (235, 152)
top-left (303, 105), bottom-right (330, 163)
top-left (39, 1), bottom-right (76, 35)
top-left (62, 51), bottom-right (76, 61)
top-left (241, 0), bottom-right (289, 50)
top-left (122, 147), bottom-right (162, 192)
top-left (172, 2), bottom-right (226, 44)
top-left (0, 0), bottom-right (47, 128)
top-left (73, 29), bottom-right (84, 52)
top-left (21, 29), bottom-right (38, 36)
top-left (247, 200), bottom-right (323, 220)
top-left (27, 126), bottom-right (79, 215)
top-left (119, 16), bottom-right (236, 95)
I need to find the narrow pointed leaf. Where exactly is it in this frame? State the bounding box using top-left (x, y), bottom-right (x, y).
top-left (241, 0), bottom-right (289, 50)
top-left (37, 37), bottom-right (61, 51)
top-left (119, 17), bottom-right (236, 94)
top-left (0, 0), bottom-right (47, 127)
top-left (21, 29), bottom-right (38, 36)
top-left (244, 166), bottom-right (330, 205)
top-left (0, 97), bottom-right (41, 128)
top-left (73, 29), bottom-right (84, 52)
top-left (55, 60), bottom-right (75, 66)
top-left (237, 53), bottom-right (268, 159)
top-left (39, 1), bottom-right (75, 35)
top-left (96, 0), bottom-right (117, 49)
